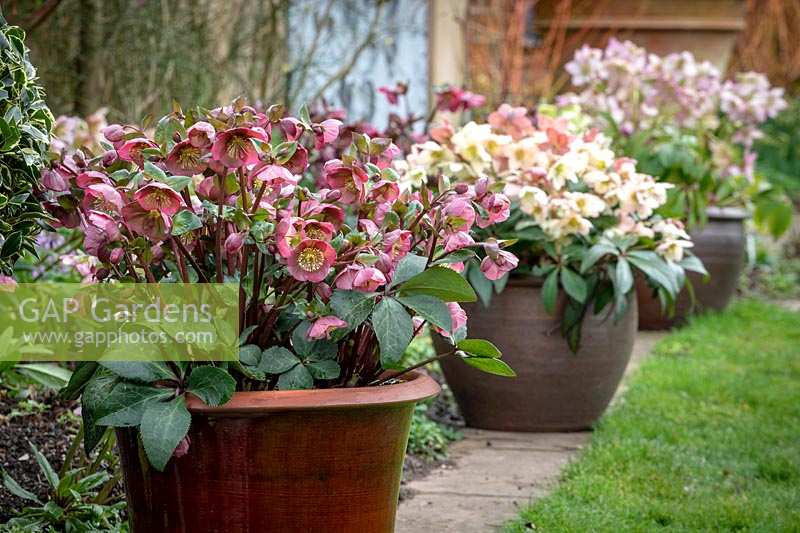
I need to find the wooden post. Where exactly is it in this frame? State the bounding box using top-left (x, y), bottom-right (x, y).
top-left (429, 0), bottom-right (468, 93)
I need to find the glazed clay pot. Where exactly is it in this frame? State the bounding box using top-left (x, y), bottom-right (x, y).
top-left (436, 280), bottom-right (637, 432)
top-left (637, 207), bottom-right (747, 330)
top-left (116, 371), bottom-right (439, 533)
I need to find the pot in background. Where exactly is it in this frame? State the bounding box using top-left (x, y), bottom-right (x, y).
top-left (435, 280), bottom-right (637, 432)
top-left (117, 371), bottom-right (440, 533)
top-left (637, 206), bottom-right (747, 330)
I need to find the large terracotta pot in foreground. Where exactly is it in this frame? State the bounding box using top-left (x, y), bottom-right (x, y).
top-left (637, 207), bottom-right (747, 330)
top-left (435, 280), bottom-right (637, 432)
top-left (117, 371), bottom-right (439, 533)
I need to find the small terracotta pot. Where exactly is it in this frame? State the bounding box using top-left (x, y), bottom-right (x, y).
top-left (116, 371), bottom-right (440, 533)
top-left (435, 280), bottom-right (637, 432)
top-left (637, 207), bottom-right (747, 330)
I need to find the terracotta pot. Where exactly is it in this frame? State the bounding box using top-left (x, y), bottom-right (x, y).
top-left (637, 207), bottom-right (747, 330)
top-left (435, 280), bottom-right (637, 432)
top-left (116, 371), bottom-right (440, 533)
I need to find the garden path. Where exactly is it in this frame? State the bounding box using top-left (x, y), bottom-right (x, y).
top-left (395, 331), bottom-right (666, 533)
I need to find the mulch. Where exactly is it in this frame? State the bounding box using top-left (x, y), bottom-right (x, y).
top-left (0, 389), bottom-right (79, 522)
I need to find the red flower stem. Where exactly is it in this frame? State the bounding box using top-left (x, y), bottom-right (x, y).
top-left (215, 175), bottom-right (225, 283)
top-left (371, 349), bottom-right (456, 386)
top-left (250, 182), bottom-right (267, 215)
top-left (169, 237), bottom-right (190, 283)
top-left (238, 168), bottom-right (250, 212)
top-left (140, 259), bottom-right (157, 283)
top-left (123, 251), bottom-right (141, 282)
top-left (172, 237), bottom-right (210, 283)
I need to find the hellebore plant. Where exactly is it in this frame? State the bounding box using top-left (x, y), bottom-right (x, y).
top-left (397, 105), bottom-right (705, 350)
top-left (560, 39), bottom-right (790, 234)
top-left (42, 99), bottom-right (516, 471)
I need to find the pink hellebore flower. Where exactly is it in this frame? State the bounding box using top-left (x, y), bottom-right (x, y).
top-left (83, 210), bottom-right (121, 256)
top-left (0, 275), bottom-right (18, 291)
top-left (287, 239), bottom-right (336, 283)
top-left (442, 198), bottom-right (476, 233)
top-left (76, 171), bottom-right (111, 188)
top-left (211, 127), bottom-right (270, 168)
top-left (117, 137), bottom-right (158, 166)
top-left (378, 83), bottom-right (407, 105)
top-left (134, 183), bottom-right (184, 216)
top-left (430, 120), bottom-right (455, 144)
top-left (187, 121), bottom-right (215, 149)
top-left (102, 124), bottom-right (126, 146)
top-left (122, 202), bottom-right (171, 241)
top-left (480, 250), bottom-right (518, 281)
top-left (313, 119), bottom-right (342, 150)
top-left (41, 169), bottom-right (69, 192)
top-left (307, 316), bottom-right (348, 340)
top-left (433, 302), bottom-right (467, 338)
top-left (477, 193), bottom-right (511, 228)
top-left (383, 229), bottom-right (412, 260)
top-left (302, 220), bottom-right (335, 242)
top-left (82, 183), bottom-right (124, 213)
top-left (435, 87), bottom-right (486, 112)
top-left (488, 104), bottom-right (534, 140)
top-left (284, 144), bottom-right (309, 175)
top-left (275, 217), bottom-right (305, 258)
top-left (224, 232), bottom-right (245, 256)
top-left (165, 140), bottom-right (207, 176)
top-left (323, 159), bottom-right (369, 204)
top-left (444, 231), bottom-right (475, 253)
top-left (279, 117), bottom-right (305, 141)
top-left (173, 436), bottom-right (191, 459)
top-left (334, 265), bottom-right (387, 292)
top-left (369, 180), bottom-right (400, 204)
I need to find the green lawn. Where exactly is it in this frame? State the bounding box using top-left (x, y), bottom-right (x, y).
top-left (506, 300), bottom-right (800, 533)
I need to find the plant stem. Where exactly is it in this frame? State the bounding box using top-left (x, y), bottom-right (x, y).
top-left (172, 236), bottom-right (210, 283)
top-left (58, 424), bottom-right (84, 478)
top-left (371, 349), bottom-right (456, 386)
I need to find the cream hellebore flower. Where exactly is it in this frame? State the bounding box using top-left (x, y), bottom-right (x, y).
top-left (547, 150), bottom-right (588, 190)
top-left (583, 169), bottom-right (621, 197)
top-left (656, 238), bottom-right (693, 262)
top-left (517, 186), bottom-right (549, 221)
top-left (505, 135), bottom-right (548, 171)
top-left (616, 174), bottom-right (671, 218)
top-left (564, 191), bottom-right (606, 218)
top-left (451, 121), bottom-right (493, 171)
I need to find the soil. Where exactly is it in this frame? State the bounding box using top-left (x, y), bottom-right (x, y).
top-left (0, 388), bottom-right (79, 521)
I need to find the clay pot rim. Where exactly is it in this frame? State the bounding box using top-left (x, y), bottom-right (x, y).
top-left (186, 370), bottom-right (440, 415)
top-left (706, 205), bottom-right (748, 221)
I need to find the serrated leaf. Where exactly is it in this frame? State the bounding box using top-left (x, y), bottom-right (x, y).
top-left (457, 339), bottom-right (501, 358)
top-left (306, 359), bottom-right (340, 380)
top-left (396, 294), bottom-right (452, 332)
top-left (542, 268), bottom-right (559, 314)
top-left (390, 253), bottom-right (428, 287)
top-left (277, 363), bottom-right (313, 390)
top-left (372, 298), bottom-right (413, 367)
top-left (613, 257), bottom-right (634, 295)
top-left (95, 382), bottom-right (172, 427)
top-left (163, 175), bottom-right (192, 191)
top-left (329, 291), bottom-right (375, 331)
top-left (258, 346), bottom-right (300, 374)
top-left (398, 266), bottom-right (477, 302)
top-left (580, 243), bottom-right (618, 273)
top-left (560, 268), bottom-right (588, 303)
top-left (239, 344), bottom-right (261, 366)
top-left (463, 356), bottom-right (516, 377)
top-left (143, 161), bottom-right (167, 181)
top-left (99, 362), bottom-right (175, 383)
top-left (60, 362), bottom-right (97, 400)
top-left (187, 366), bottom-right (235, 406)
top-left (140, 396), bottom-right (191, 472)
top-left (171, 210), bottom-right (203, 236)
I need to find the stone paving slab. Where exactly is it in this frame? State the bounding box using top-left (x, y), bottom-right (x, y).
top-left (395, 331), bottom-right (666, 533)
